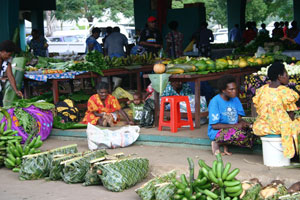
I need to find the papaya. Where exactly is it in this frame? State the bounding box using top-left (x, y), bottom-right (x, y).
top-left (216, 59), bottom-right (228, 70)
top-left (206, 60), bottom-right (216, 71)
top-left (195, 60), bottom-right (207, 72)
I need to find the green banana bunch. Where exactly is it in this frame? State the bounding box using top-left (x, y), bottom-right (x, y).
top-left (4, 134), bottom-right (43, 172)
top-left (172, 154), bottom-right (243, 200)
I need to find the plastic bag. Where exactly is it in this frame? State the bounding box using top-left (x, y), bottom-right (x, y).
top-left (86, 124), bottom-right (140, 150)
top-left (112, 87), bottom-right (133, 100)
top-left (140, 99), bottom-right (155, 128)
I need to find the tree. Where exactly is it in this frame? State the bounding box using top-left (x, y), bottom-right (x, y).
top-left (245, 0), bottom-right (269, 23)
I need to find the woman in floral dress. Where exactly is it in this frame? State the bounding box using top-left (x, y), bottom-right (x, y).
top-left (253, 62), bottom-right (299, 158)
top-left (208, 75), bottom-right (254, 156)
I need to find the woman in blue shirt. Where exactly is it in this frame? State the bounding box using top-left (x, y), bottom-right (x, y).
top-left (208, 75), bottom-right (253, 156)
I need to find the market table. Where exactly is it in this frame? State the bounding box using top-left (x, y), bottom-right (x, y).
top-left (24, 65), bottom-right (153, 104)
top-left (143, 67), bottom-right (258, 128)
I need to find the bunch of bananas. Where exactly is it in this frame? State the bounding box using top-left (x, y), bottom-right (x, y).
top-left (0, 121), bottom-right (20, 167)
top-left (4, 132), bottom-right (43, 172)
top-left (104, 56), bottom-right (123, 68)
top-left (172, 154), bottom-right (243, 200)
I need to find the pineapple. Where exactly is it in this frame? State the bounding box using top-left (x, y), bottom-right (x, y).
top-left (97, 157), bottom-right (149, 192)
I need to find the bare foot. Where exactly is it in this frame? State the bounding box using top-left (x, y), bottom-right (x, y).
top-left (223, 145), bottom-right (233, 156)
top-left (211, 141), bottom-right (220, 155)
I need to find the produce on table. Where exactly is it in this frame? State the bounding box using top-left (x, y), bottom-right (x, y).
top-left (96, 157), bottom-right (149, 192)
top-left (256, 62), bottom-right (300, 76)
top-left (19, 144), bottom-right (78, 180)
top-left (61, 149), bottom-right (108, 184)
top-left (135, 170), bottom-right (177, 200)
top-left (153, 63), bottom-right (166, 74)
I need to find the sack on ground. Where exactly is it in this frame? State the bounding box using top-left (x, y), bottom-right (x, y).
top-left (86, 124), bottom-right (140, 150)
top-left (154, 182), bottom-right (176, 200)
top-left (83, 166), bottom-right (102, 186)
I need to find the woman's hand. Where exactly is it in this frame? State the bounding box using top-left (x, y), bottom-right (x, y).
top-left (288, 111), bottom-right (295, 121)
top-left (235, 122), bottom-right (244, 129)
top-left (15, 90), bottom-right (23, 97)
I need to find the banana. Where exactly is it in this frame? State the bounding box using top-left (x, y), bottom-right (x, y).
top-left (0, 122), bottom-right (6, 135)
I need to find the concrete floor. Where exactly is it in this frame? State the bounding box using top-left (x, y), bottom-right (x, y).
top-left (0, 137), bottom-right (299, 200)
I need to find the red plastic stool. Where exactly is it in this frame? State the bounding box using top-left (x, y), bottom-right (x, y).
top-left (158, 96), bottom-right (194, 133)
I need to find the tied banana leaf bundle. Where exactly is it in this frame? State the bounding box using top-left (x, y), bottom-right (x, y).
top-left (258, 183), bottom-right (288, 200)
top-left (154, 182), bottom-right (176, 200)
top-left (240, 180), bottom-right (262, 200)
top-left (97, 157), bottom-right (149, 192)
top-left (61, 149), bottom-right (107, 184)
top-left (19, 144), bottom-right (78, 180)
top-left (279, 192), bottom-right (300, 200)
top-left (135, 170), bottom-right (177, 200)
top-left (83, 167), bottom-right (102, 186)
top-left (48, 152), bottom-right (84, 180)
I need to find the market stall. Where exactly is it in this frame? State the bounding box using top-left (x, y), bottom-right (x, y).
top-left (144, 67), bottom-right (257, 128)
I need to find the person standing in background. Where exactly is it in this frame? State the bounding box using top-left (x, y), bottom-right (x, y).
top-left (242, 22), bottom-right (257, 44)
top-left (102, 27), bottom-right (113, 46)
top-left (0, 40), bottom-right (23, 105)
top-left (104, 26), bottom-right (128, 58)
top-left (228, 24), bottom-right (242, 43)
top-left (283, 21), bottom-right (289, 37)
top-left (272, 22), bottom-right (284, 39)
top-left (195, 22), bottom-right (214, 57)
top-left (86, 27), bottom-right (102, 53)
top-left (258, 23), bottom-right (269, 36)
top-left (165, 21), bottom-right (184, 58)
top-left (287, 21), bottom-right (300, 39)
top-left (29, 29), bottom-right (48, 57)
top-left (139, 16), bottom-right (163, 55)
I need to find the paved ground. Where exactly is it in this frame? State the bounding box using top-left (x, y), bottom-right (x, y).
top-left (0, 137), bottom-right (299, 200)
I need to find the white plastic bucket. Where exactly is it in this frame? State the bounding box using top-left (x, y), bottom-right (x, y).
top-left (261, 136), bottom-right (290, 167)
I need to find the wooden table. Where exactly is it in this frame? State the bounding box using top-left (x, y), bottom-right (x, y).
top-left (143, 67), bottom-right (258, 128)
top-left (24, 65), bottom-right (153, 104)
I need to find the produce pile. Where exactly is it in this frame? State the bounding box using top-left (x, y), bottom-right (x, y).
top-left (153, 52), bottom-right (292, 75)
top-left (139, 154), bottom-right (300, 200)
top-left (256, 62), bottom-right (300, 76)
top-left (0, 108), bottom-right (44, 172)
top-left (26, 51), bottom-right (157, 75)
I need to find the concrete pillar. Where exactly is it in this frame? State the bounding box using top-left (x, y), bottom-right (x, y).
top-left (294, 0), bottom-right (300, 24)
top-left (31, 10), bottom-right (44, 35)
top-left (227, 0), bottom-right (246, 33)
top-left (0, 0), bottom-right (19, 42)
top-left (19, 20), bottom-right (26, 51)
top-left (134, 0), bottom-right (152, 31)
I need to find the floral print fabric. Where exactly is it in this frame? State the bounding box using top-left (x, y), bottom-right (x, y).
top-left (82, 94), bottom-right (121, 125)
top-left (215, 127), bottom-right (254, 148)
top-left (252, 84), bottom-right (300, 158)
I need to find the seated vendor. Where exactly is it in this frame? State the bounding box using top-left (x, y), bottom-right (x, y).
top-left (82, 82), bottom-right (134, 126)
top-left (253, 62), bottom-right (299, 159)
top-left (208, 75), bottom-right (253, 156)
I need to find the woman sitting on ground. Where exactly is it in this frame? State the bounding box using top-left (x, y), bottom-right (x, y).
top-left (208, 75), bottom-right (253, 156)
top-left (253, 62), bottom-right (299, 158)
top-left (82, 82), bottom-right (133, 126)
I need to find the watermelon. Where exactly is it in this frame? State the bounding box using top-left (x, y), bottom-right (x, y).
top-left (195, 60), bottom-right (207, 71)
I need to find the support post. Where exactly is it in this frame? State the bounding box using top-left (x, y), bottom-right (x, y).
top-left (31, 10), bottom-right (44, 35)
top-left (227, 0), bottom-right (246, 33)
top-left (294, 0), bottom-right (300, 24)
